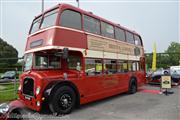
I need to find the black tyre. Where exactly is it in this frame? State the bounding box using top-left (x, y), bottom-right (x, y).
top-left (49, 86), bottom-right (76, 115)
top-left (8, 108), bottom-right (27, 120)
top-left (128, 80), bottom-right (137, 94)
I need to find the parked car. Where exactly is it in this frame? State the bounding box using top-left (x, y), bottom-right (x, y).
top-left (171, 70), bottom-right (180, 85)
top-left (153, 68), bottom-right (169, 75)
top-left (1, 71), bottom-right (16, 79)
top-left (149, 68), bottom-right (170, 84)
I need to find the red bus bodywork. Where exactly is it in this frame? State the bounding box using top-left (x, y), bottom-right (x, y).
top-left (17, 4), bottom-right (146, 113)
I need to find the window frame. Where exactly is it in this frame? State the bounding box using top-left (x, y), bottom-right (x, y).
top-left (85, 58), bottom-right (103, 76)
top-left (101, 21), bottom-right (115, 39)
top-left (134, 34), bottom-right (142, 46)
top-left (115, 27), bottom-right (126, 42)
top-left (33, 53), bottom-right (61, 70)
top-left (29, 15), bottom-right (42, 34)
top-left (117, 60), bottom-right (128, 73)
top-left (68, 55), bottom-right (82, 70)
top-left (103, 59), bottom-right (117, 74)
top-left (125, 31), bottom-right (135, 44)
top-left (40, 8), bottom-right (59, 29)
top-left (29, 8), bottom-right (59, 34)
top-left (83, 15), bottom-right (101, 35)
top-left (60, 9), bottom-right (82, 30)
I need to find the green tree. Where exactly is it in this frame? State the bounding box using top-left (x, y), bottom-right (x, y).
top-left (166, 42), bottom-right (180, 66)
top-left (146, 42), bottom-right (180, 70)
top-left (145, 53), bottom-right (152, 70)
top-left (0, 37), bottom-right (18, 67)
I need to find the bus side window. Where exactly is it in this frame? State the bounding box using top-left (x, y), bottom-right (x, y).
top-left (83, 15), bottom-right (100, 35)
top-left (95, 60), bottom-right (103, 75)
top-left (104, 60), bottom-right (117, 74)
top-left (136, 62), bottom-right (140, 71)
top-left (134, 35), bottom-right (142, 46)
top-left (132, 62), bottom-right (137, 71)
top-left (126, 31), bottom-right (135, 44)
top-left (117, 60), bottom-right (123, 73)
top-left (128, 61), bottom-right (133, 71)
top-left (101, 21), bottom-right (114, 39)
top-left (60, 10), bottom-right (82, 30)
top-left (115, 27), bottom-right (126, 42)
top-left (85, 59), bottom-right (102, 76)
top-left (117, 60), bottom-right (128, 73)
top-left (128, 61), bottom-right (139, 72)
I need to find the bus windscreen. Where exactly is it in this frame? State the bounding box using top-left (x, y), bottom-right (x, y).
top-left (30, 9), bottom-right (58, 34)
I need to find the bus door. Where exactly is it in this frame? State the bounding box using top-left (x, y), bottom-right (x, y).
top-left (85, 59), bottom-right (104, 96)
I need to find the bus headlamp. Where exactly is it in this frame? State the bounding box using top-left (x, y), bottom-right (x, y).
top-left (63, 73), bottom-right (68, 80)
top-left (36, 101), bottom-right (40, 107)
top-left (18, 84), bottom-right (22, 91)
top-left (0, 103), bottom-right (9, 114)
top-left (36, 87), bottom-right (41, 95)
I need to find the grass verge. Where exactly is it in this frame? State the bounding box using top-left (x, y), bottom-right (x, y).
top-left (0, 82), bottom-right (19, 103)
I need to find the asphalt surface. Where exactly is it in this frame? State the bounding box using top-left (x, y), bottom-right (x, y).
top-left (24, 85), bottom-right (180, 120)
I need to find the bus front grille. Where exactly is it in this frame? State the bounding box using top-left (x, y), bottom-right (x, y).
top-left (23, 78), bottom-right (34, 96)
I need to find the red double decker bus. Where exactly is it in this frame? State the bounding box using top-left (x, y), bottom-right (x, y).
top-left (18, 4), bottom-right (145, 114)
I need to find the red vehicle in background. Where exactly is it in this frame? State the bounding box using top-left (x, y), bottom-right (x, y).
top-left (0, 3), bottom-right (146, 118)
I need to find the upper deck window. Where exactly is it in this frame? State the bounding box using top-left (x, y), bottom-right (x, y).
top-left (134, 35), bottom-right (142, 46)
top-left (30, 16), bottom-right (42, 34)
top-left (60, 10), bottom-right (82, 30)
top-left (126, 31), bottom-right (134, 44)
top-left (83, 15), bottom-right (100, 35)
top-left (41, 9), bottom-right (58, 29)
top-left (115, 27), bottom-right (125, 41)
top-left (101, 22), bottom-right (114, 39)
top-left (30, 9), bottom-right (58, 34)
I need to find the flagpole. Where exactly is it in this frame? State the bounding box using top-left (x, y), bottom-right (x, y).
top-left (42, 0), bottom-right (44, 13)
top-left (76, 0), bottom-right (79, 8)
top-left (152, 42), bottom-right (157, 72)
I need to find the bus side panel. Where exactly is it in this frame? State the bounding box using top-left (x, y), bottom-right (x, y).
top-left (53, 28), bottom-right (87, 49)
top-left (117, 73), bottom-right (130, 90)
top-left (136, 71), bottom-right (146, 86)
top-left (80, 85), bottom-right (128, 105)
top-left (79, 74), bottom-right (130, 105)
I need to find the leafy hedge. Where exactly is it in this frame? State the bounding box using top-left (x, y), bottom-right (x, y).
top-left (0, 37), bottom-right (19, 72)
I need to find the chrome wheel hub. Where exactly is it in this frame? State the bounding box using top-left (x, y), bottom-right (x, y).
top-left (59, 94), bottom-right (72, 110)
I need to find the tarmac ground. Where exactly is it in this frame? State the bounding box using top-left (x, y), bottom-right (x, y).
top-left (23, 84), bottom-right (180, 120)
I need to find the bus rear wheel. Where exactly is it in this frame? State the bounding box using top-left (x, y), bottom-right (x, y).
top-left (49, 86), bottom-right (76, 115)
top-left (128, 80), bottom-right (137, 94)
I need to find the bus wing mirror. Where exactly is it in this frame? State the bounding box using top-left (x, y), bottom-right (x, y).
top-left (62, 48), bottom-right (69, 59)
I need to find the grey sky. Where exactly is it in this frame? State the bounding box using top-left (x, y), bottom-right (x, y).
top-left (0, 0), bottom-right (179, 57)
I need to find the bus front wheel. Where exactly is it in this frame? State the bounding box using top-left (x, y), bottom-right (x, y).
top-left (49, 86), bottom-right (76, 115)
